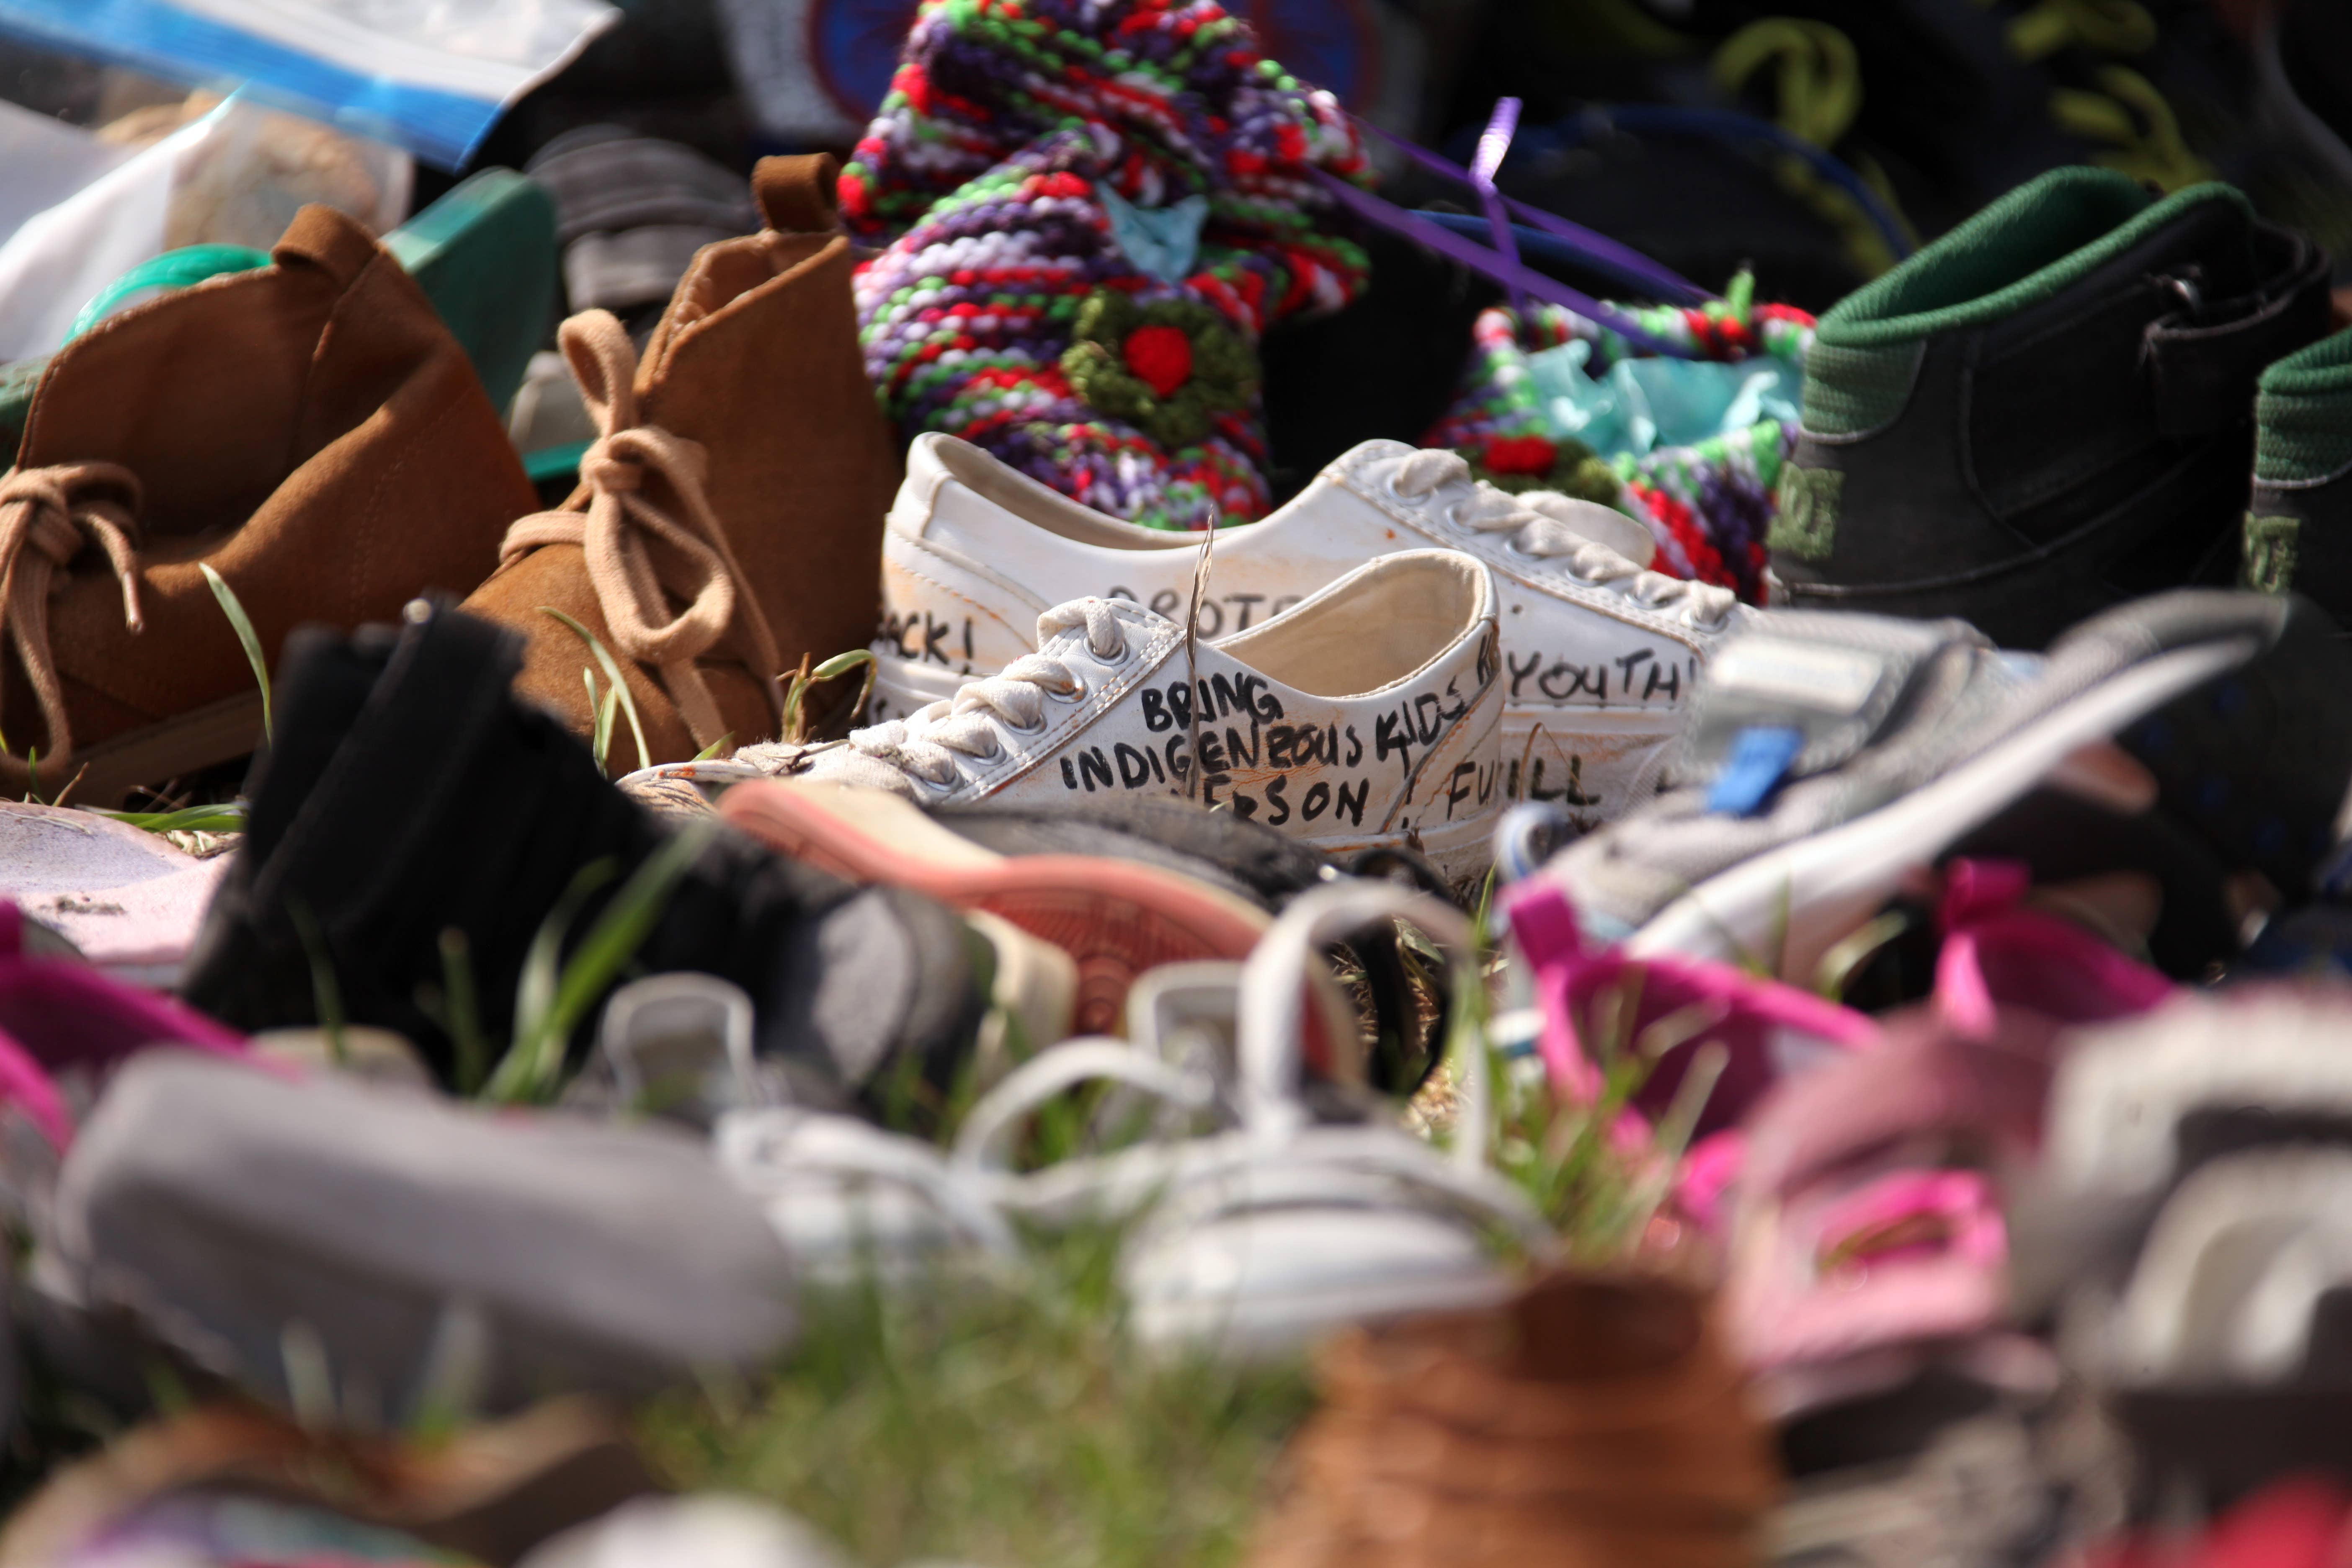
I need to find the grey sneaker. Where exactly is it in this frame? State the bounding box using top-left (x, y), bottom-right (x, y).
top-left (47, 1051), bottom-right (797, 1424)
top-left (1548, 590), bottom-right (2352, 981)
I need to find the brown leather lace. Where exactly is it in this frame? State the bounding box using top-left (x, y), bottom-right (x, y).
top-left (0, 462), bottom-right (143, 768)
top-left (498, 310), bottom-right (784, 749)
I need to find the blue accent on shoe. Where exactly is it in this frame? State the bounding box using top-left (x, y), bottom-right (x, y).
top-left (1706, 725), bottom-right (1804, 817)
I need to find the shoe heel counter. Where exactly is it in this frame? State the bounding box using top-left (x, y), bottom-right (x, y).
top-left (1382, 620), bottom-right (1507, 841)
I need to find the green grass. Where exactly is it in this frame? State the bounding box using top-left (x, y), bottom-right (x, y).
top-left (631, 901), bottom-right (1659, 1568)
top-left (636, 1225), bottom-right (1315, 1568)
top-left (540, 607), bottom-right (650, 775)
top-left (199, 564), bottom-right (272, 744)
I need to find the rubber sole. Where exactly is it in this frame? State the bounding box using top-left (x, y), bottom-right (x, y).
top-left (720, 779), bottom-right (1271, 1035)
top-left (875, 653), bottom-right (1689, 820)
top-left (20, 689), bottom-right (268, 808)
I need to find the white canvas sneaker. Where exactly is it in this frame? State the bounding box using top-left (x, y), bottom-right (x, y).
top-left (766, 549), bottom-right (1504, 886)
top-left (869, 433), bottom-right (1747, 823)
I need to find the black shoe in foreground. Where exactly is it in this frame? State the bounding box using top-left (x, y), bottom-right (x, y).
top-left (181, 600), bottom-right (986, 1096)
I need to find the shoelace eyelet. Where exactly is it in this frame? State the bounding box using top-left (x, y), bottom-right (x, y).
top-left (1050, 676), bottom-right (1089, 704)
top-left (1383, 470), bottom-right (1434, 506)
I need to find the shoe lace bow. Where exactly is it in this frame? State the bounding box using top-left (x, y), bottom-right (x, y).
top-left (0, 461), bottom-right (144, 774)
top-left (499, 310), bottom-right (785, 749)
top-left (844, 599), bottom-right (1131, 788)
top-left (1387, 449), bottom-right (1737, 627)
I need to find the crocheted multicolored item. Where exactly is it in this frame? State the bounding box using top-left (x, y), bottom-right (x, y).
top-left (1426, 295), bottom-right (1816, 603)
top-left (843, 0), bottom-right (1372, 530)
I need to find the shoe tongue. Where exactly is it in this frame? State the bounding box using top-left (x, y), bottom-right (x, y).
top-left (1680, 613), bottom-right (1993, 815)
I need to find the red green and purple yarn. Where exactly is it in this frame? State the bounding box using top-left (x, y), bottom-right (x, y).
top-left (843, 0), bottom-right (1371, 531)
top-left (1426, 298), bottom-right (1816, 602)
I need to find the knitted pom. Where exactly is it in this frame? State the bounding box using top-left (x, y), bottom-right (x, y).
top-left (1482, 434), bottom-right (1558, 477)
top-left (857, 133), bottom-right (1273, 530)
top-left (1124, 325), bottom-right (1194, 397)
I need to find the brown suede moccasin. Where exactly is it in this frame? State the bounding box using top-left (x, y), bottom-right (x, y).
top-left (0, 206), bottom-right (536, 805)
top-left (1251, 1268), bottom-right (1784, 1568)
top-left (461, 152), bottom-right (898, 768)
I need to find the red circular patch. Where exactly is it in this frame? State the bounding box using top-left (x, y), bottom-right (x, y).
top-left (1123, 324), bottom-right (1194, 398)
top-left (1483, 434), bottom-right (1559, 476)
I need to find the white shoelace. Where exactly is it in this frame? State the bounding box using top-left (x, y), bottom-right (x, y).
top-left (845, 599), bottom-right (1131, 788)
top-left (1386, 449), bottom-right (1738, 627)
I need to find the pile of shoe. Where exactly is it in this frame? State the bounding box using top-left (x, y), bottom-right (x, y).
top-left (6, 0), bottom-right (2352, 1563)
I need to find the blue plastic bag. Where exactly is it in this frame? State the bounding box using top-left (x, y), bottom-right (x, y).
top-left (0, 0), bottom-right (617, 168)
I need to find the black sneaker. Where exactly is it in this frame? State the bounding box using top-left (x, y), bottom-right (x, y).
top-left (1769, 165), bottom-right (2331, 648)
top-left (181, 600), bottom-right (988, 1096)
top-left (2244, 328), bottom-right (2352, 618)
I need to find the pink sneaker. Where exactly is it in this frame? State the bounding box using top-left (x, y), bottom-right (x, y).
top-left (1503, 879), bottom-right (1878, 1232)
top-left (1725, 859), bottom-right (2175, 1411)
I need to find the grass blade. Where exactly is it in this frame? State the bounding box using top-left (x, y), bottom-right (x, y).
top-left (539, 607), bottom-right (650, 773)
top-left (92, 801), bottom-right (249, 836)
top-left (691, 732), bottom-right (735, 763)
top-left (485, 857), bottom-right (618, 1104)
top-left (437, 927), bottom-right (489, 1096)
top-left (782, 648), bottom-right (877, 743)
top-left (583, 666), bottom-right (618, 774)
top-left (199, 564), bottom-right (272, 743)
top-left (540, 817), bottom-right (719, 1052)
top-left (1810, 908), bottom-right (1911, 1002)
top-left (482, 819), bottom-right (714, 1105)
top-left (286, 899), bottom-right (347, 1068)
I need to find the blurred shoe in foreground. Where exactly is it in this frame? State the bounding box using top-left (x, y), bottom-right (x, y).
top-left (0, 1397), bottom-right (652, 1568)
top-left (180, 601), bottom-right (991, 1097)
top-left (1250, 1266), bottom-right (1782, 1567)
top-left (46, 1050), bottom-right (797, 1422)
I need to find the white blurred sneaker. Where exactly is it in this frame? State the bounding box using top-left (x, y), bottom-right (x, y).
top-left (790, 548), bottom-right (1503, 886)
top-left (870, 433), bottom-right (1747, 823)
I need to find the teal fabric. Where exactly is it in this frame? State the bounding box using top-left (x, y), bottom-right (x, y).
top-left (1526, 338), bottom-right (1800, 459)
top-left (66, 245), bottom-right (271, 342)
top-left (1099, 187), bottom-right (1208, 285)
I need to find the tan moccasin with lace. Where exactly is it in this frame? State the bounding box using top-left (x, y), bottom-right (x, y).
top-left (0, 206), bottom-right (536, 805)
top-left (461, 152), bottom-right (899, 766)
